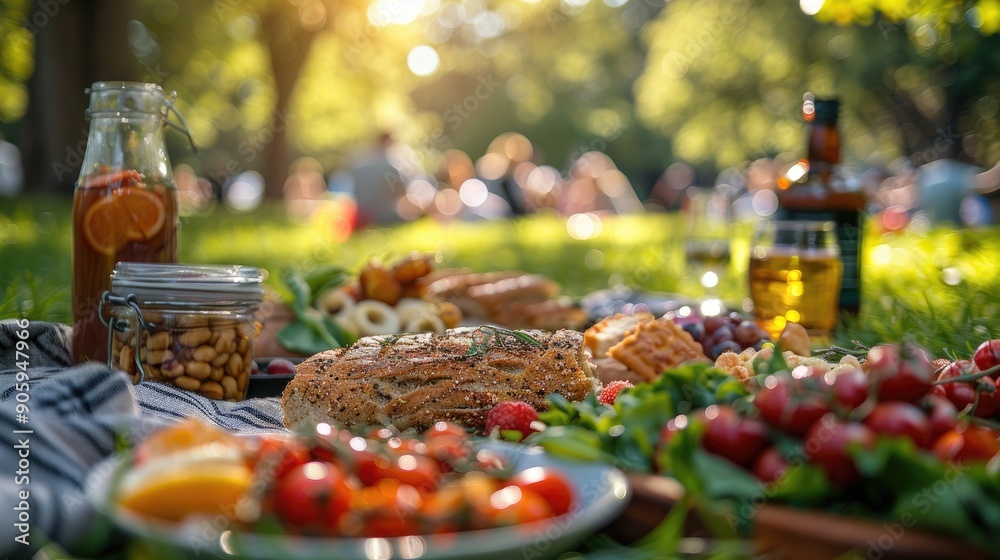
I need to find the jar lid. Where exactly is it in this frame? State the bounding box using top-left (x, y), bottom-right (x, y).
top-left (110, 263), bottom-right (265, 307)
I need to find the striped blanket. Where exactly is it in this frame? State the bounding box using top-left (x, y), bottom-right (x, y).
top-left (0, 320), bottom-right (285, 557)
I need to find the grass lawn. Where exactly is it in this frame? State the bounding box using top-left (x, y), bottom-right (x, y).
top-left (2, 195), bottom-right (999, 356)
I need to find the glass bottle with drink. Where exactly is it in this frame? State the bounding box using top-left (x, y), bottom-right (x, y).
top-left (72, 82), bottom-right (188, 363)
top-left (775, 94), bottom-right (864, 318)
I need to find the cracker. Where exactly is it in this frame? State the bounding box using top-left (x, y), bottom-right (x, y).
top-left (607, 319), bottom-right (709, 381)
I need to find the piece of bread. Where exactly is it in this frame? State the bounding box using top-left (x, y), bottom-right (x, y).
top-left (281, 327), bottom-right (598, 432)
top-left (584, 312), bottom-right (656, 359)
top-left (606, 319), bottom-right (709, 381)
top-left (422, 270), bottom-right (559, 319)
top-left (491, 298), bottom-right (589, 331)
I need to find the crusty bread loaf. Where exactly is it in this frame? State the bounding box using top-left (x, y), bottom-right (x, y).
top-left (281, 327), bottom-right (598, 432)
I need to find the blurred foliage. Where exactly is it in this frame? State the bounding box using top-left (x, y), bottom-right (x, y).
top-left (3, 196), bottom-right (1000, 357)
top-left (130, 0), bottom-right (672, 182)
top-left (0, 0), bottom-right (33, 125)
top-left (813, 0), bottom-right (1000, 35)
top-left (637, 0), bottom-right (1000, 172)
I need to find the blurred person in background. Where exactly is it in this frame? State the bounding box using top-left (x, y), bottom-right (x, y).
top-left (975, 160), bottom-right (1000, 222)
top-left (915, 158), bottom-right (979, 225)
top-left (337, 132), bottom-right (407, 228)
top-left (284, 157), bottom-right (328, 221)
top-left (730, 158), bottom-right (779, 222)
top-left (561, 151), bottom-right (643, 216)
top-left (476, 132), bottom-right (535, 216)
top-left (0, 134), bottom-right (23, 197)
top-left (645, 161), bottom-right (695, 212)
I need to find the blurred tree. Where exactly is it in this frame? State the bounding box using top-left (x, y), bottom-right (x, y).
top-left (0, 1), bottom-right (33, 132)
top-left (16, 0), bottom-right (136, 194)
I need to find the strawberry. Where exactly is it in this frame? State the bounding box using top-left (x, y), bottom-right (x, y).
top-left (598, 380), bottom-right (634, 406)
top-left (485, 401), bottom-right (539, 441)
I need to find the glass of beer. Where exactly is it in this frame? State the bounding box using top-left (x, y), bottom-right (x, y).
top-left (748, 220), bottom-right (842, 338)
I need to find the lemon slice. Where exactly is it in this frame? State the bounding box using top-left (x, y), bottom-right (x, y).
top-left (117, 445), bottom-right (252, 523)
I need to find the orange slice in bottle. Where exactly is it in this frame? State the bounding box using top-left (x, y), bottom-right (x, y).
top-left (82, 169), bottom-right (144, 189)
top-left (83, 187), bottom-right (165, 255)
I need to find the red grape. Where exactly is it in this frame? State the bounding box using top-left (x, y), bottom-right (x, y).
top-left (267, 358), bottom-right (297, 375)
top-left (704, 316), bottom-right (726, 336)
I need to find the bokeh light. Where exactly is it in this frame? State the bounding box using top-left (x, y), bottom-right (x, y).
top-left (407, 45), bottom-right (441, 76)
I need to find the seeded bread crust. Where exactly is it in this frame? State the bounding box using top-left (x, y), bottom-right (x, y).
top-left (281, 327), bottom-right (597, 432)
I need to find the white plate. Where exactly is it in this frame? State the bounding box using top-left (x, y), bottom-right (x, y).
top-left (87, 441), bottom-right (630, 560)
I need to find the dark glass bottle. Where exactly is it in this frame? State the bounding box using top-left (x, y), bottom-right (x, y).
top-left (776, 95), bottom-right (864, 315)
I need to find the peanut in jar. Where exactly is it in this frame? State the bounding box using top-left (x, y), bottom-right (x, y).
top-left (111, 310), bottom-right (257, 401)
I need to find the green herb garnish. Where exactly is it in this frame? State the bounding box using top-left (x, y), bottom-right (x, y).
top-left (464, 326), bottom-right (541, 357)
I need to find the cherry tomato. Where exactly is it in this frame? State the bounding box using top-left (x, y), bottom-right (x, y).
top-left (972, 377), bottom-right (1000, 418)
top-left (250, 434), bottom-right (310, 479)
top-left (424, 421), bottom-right (469, 439)
top-left (973, 339), bottom-right (1000, 375)
top-left (699, 406), bottom-right (771, 469)
top-left (932, 424), bottom-right (1000, 464)
top-left (273, 461), bottom-right (353, 531)
top-left (863, 401), bottom-right (932, 448)
top-left (420, 482), bottom-right (469, 528)
top-left (927, 383), bottom-right (948, 400)
top-left (866, 343), bottom-right (933, 403)
top-left (379, 454), bottom-right (441, 493)
top-left (507, 467), bottom-right (574, 516)
top-left (831, 368), bottom-right (871, 412)
top-left (487, 485), bottom-right (554, 526)
top-left (923, 394), bottom-right (958, 439)
top-left (424, 435), bottom-right (471, 469)
top-left (752, 446), bottom-right (789, 483)
top-left (350, 448), bottom-right (393, 487)
top-left (352, 478), bottom-right (423, 537)
top-left (936, 361), bottom-right (977, 408)
top-left (385, 436), bottom-right (425, 456)
top-left (804, 415), bottom-right (875, 487)
top-left (754, 372), bottom-right (831, 437)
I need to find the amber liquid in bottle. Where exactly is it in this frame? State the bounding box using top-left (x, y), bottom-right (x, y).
top-left (72, 174), bottom-right (178, 363)
top-left (776, 97), bottom-right (863, 315)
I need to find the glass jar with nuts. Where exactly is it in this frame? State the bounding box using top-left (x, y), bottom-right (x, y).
top-left (103, 263), bottom-right (265, 401)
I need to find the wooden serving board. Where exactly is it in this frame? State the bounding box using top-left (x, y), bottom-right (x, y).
top-left (754, 505), bottom-right (992, 560)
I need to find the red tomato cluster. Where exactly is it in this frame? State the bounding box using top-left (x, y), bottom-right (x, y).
top-left (932, 340), bottom-right (1000, 419)
top-left (658, 341), bottom-right (1000, 488)
top-left (247, 422), bottom-right (574, 538)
